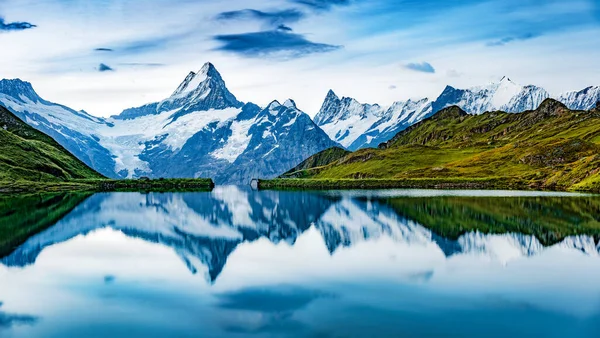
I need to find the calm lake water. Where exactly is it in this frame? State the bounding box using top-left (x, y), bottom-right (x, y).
top-left (1, 187), bottom-right (600, 338)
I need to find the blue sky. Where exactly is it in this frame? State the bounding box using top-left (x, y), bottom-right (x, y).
top-left (0, 0), bottom-right (599, 117)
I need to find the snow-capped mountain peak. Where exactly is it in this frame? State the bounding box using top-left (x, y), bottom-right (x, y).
top-left (490, 76), bottom-right (523, 109)
top-left (115, 62), bottom-right (243, 121)
top-left (267, 100), bottom-right (282, 110)
top-left (170, 62), bottom-right (221, 98)
top-left (283, 99), bottom-right (297, 109)
top-left (558, 86), bottom-right (600, 111)
top-left (431, 77), bottom-right (549, 115)
top-left (0, 79), bottom-right (43, 104)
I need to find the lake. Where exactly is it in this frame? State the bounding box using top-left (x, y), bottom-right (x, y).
top-left (1, 187), bottom-right (600, 338)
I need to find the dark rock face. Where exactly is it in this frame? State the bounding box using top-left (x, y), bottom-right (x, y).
top-left (313, 90), bottom-right (342, 126)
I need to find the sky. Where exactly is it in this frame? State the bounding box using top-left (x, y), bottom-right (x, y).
top-left (0, 0), bottom-right (599, 117)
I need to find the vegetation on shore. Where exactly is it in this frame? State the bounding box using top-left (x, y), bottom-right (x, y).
top-left (0, 178), bottom-right (215, 194)
top-left (263, 99), bottom-right (600, 192)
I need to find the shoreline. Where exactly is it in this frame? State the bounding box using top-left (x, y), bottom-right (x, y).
top-left (0, 178), bottom-right (215, 195)
top-left (257, 178), bottom-right (597, 193)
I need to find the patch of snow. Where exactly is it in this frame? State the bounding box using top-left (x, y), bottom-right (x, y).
top-left (211, 116), bottom-right (254, 163)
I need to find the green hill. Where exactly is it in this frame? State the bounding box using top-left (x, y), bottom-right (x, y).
top-left (281, 146), bottom-right (350, 178)
top-left (261, 99), bottom-right (600, 192)
top-left (0, 105), bottom-right (104, 182)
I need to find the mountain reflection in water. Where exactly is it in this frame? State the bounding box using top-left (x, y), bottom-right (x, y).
top-left (1, 188), bottom-right (600, 338)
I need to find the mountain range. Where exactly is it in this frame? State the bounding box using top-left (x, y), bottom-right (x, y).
top-left (1, 64), bottom-right (599, 184)
top-left (276, 99), bottom-right (600, 192)
top-left (315, 77), bottom-right (600, 150)
top-left (0, 63), bottom-right (336, 185)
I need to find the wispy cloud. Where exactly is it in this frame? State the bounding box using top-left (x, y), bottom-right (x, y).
top-left (291, 0), bottom-right (351, 11)
top-left (405, 62), bottom-right (435, 73)
top-left (214, 30), bottom-right (341, 58)
top-left (216, 9), bottom-right (304, 27)
top-left (0, 16), bottom-right (36, 32)
top-left (486, 33), bottom-right (539, 46)
top-left (277, 24), bottom-right (293, 32)
top-left (118, 63), bottom-right (165, 68)
top-left (98, 63), bottom-right (114, 72)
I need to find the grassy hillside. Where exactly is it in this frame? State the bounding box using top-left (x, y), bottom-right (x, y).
top-left (281, 146), bottom-right (350, 178)
top-left (0, 106), bottom-right (214, 193)
top-left (0, 105), bottom-right (104, 182)
top-left (262, 99), bottom-right (600, 192)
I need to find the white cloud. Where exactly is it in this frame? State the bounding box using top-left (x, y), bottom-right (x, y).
top-left (0, 0), bottom-right (598, 117)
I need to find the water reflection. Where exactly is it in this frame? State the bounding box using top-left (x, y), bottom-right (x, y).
top-left (0, 302), bottom-right (38, 329)
top-left (0, 188), bottom-right (599, 337)
top-left (3, 188), bottom-right (599, 282)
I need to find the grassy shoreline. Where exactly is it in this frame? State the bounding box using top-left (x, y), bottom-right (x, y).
top-left (0, 178), bottom-right (215, 194)
top-left (257, 177), bottom-right (596, 192)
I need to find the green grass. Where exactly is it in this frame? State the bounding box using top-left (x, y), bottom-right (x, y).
top-left (264, 100), bottom-right (600, 192)
top-left (0, 105), bottom-right (104, 182)
top-left (0, 178), bottom-right (214, 194)
top-left (281, 147), bottom-right (351, 178)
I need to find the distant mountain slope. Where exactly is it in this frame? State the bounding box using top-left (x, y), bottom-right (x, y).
top-left (0, 79), bottom-right (116, 177)
top-left (0, 63), bottom-right (338, 184)
top-left (313, 90), bottom-right (385, 149)
top-left (558, 86), bottom-right (600, 111)
top-left (315, 78), bottom-right (598, 151)
top-left (0, 105), bottom-right (103, 181)
top-left (283, 99), bottom-right (600, 192)
top-left (281, 146), bottom-right (350, 178)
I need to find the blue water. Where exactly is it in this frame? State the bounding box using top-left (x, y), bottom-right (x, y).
top-left (1, 187), bottom-right (599, 337)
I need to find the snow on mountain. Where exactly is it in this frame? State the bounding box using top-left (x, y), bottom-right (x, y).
top-left (0, 63), bottom-right (337, 184)
top-left (115, 63), bottom-right (243, 121)
top-left (316, 77), bottom-right (600, 150)
top-left (558, 86), bottom-right (600, 111)
top-left (0, 79), bottom-right (117, 176)
top-left (431, 77), bottom-right (550, 115)
top-left (353, 98), bottom-right (434, 149)
top-left (213, 99), bottom-right (337, 184)
top-left (313, 90), bottom-right (385, 150)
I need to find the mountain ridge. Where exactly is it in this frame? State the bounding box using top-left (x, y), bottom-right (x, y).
top-left (266, 98), bottom-right (600, 192)
top-left (315, 78), bottom-right (598, 151)
top-left (2, 68), bottom-right (599, 185)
